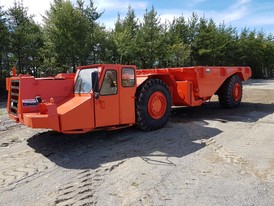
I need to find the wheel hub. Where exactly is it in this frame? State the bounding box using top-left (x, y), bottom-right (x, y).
top-left (233, 83), bottom-right (242, 102)
top-left (148, 91), bottom-right (167, 119)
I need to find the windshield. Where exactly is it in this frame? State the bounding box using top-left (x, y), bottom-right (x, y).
top-left (74, 68), bottom-right (98, 93)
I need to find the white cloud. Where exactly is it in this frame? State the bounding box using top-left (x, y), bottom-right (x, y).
top-left (99, 18), bottom-right (117, 29)
top-left (1, 0), bottom-right (273, 33)
top-left (250, 18), bottom-right (274, 26)
top-left (157, 9), bottom-right (194, 24)
top-left (1, 0), bottom-right (53, 24)
top-left (231, 0), bottom-right (251, 10)
top-left (189, 0), bottom-right (207, 6)
top-left (157, 0), bottom-right (252, 26)
top-left (93, 0), bottom-right (148, 29)
top-left (225, 0), bottom-right (251, 21)
top-left (0, 0), bottom-right (251, 28)
top-left (93, 0), bottom-right (147, 11)
top-left (156, 0), bottom-right (274, 34)
top-left (160, 13), bottom-right (181, 23)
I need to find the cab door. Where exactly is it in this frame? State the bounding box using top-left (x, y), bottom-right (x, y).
top-left (94, 66), bottom-right (120, 127)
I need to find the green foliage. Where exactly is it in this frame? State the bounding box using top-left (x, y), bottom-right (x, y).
top-left (7, 1), bottom-right (43, 75)
top-left (43, 0), bottom-right (104, 73)
top-left (43, 0), bottom-right (89, 70)
top-left (0, 5), bottom-right (10, 78)
top-left (91, 24), bottom-right (113, 64)
top-left (112, 6), bottom-right (138, 65)
top-left (135, 7), bottom-right (163, 68)
top-left (167, 16), bottom-right (191, 67)
top-left (0, 1), bottom-right (274, 78)
top-left (261, 36), bottom-right (274, 78)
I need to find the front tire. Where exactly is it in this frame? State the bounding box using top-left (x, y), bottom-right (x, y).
top-left (218, 74), bottom-right (242, 108)
top-left (135, 79), bottom-right (172, 131)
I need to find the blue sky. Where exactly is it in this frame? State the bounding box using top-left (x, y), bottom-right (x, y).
top-left (93, 0), bottom-right (274, 34)
top-left (2, 0), bottom-right (274, 34)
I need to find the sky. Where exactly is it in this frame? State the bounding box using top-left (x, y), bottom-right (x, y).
top-left (1, 0), bottom-right (274, 34)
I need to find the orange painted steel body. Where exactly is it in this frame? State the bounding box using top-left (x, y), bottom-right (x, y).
top-left (6, 64), bottom-right (251, 133)
top-left (136, 66), bottom-right (251, 106)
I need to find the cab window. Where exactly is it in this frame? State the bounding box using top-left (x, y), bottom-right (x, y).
top-left (100, 70), bottom-right (117, 95)
top-left (74, 68), bottom-right (98, 93)
top-left (122, 68), bottom-right (135, 87)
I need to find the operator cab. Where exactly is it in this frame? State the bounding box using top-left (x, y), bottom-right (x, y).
top-left (74, 64), bottom-right (137, 128)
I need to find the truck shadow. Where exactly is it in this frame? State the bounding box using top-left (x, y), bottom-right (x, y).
top-left (27, 123), bottom-right (221, 170)
top-left (171, 101), bottom-right (274, 124)
top-left (27, 101), bottom-right (274, 170)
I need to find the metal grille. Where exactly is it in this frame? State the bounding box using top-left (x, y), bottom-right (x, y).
top-left (10, 80), bottom-right (20, 115)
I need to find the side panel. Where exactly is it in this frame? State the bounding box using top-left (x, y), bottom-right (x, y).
top-left (95, 95), bottom-right (120, 127)
top-left (119, 87), bottom-right (135, 124)
top-left (172, 81), bottom-right (192, 106)
top-left (137, 66), bottom-right (252, 102)
top-left (196, 67), bottom-right (252, 98)
top-left (5, 78), bottom-right (10, 92)
top-left (119, 66), bottom-right (136, 124)
top-left (196, 67), bottom-right (226, 98)
top-left (95, 66), bottom-right (120, 127)
top-left (15, 77), bottom-right (74, 114)
top-left (57, 96), bottom-right (95, 132)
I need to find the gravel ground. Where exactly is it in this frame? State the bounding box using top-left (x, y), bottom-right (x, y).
top-left (0, 79), bottom-right (274, 206)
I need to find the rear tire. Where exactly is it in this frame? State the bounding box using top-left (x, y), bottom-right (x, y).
top-left (135, 79), bottom-right (172, 131)
top-left (218, 74), bottom-right (242, 108)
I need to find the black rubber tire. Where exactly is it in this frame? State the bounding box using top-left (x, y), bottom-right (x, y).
top-left (217, 74), bottom-right (242, 108)
top-left (135, 79), bottom-right (172, 131)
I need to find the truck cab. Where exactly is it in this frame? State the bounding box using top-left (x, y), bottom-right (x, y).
top-left (6, 64), bottom-right (137, 133)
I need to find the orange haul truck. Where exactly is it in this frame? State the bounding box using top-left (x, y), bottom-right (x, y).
top-left (6, 64), bottom-right (251, 134)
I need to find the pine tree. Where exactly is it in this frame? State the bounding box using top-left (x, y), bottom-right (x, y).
top-left (8, 1), bottom-right (43, 74)
top-left (0, 5), bottom-right (9, 78)
top-left (112, 6), bottom-right (138, 65)
top-left (136, 7), bottom-right (162, 69)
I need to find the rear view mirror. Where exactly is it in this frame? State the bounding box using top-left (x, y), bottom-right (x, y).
top-left (91, 71), bottom-right (99, 93)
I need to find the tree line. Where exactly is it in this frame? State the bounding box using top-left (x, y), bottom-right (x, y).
top-left (0, 0), bottom-right (274, 79)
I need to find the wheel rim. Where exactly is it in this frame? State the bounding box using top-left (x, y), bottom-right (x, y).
top-left (148, 91), bottom-right (167, 120)
top-left (232, 83), bottom-right (242, 102)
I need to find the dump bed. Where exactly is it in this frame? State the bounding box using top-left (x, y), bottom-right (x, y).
top-left (136, 66), bottom-right (251, 106)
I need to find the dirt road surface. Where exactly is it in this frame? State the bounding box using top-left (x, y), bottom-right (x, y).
top-left (0, 79), bottom-right (274, 206)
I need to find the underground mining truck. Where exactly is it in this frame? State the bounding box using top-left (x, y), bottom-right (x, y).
top-left (6, 64), bottom-right (251, 133)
